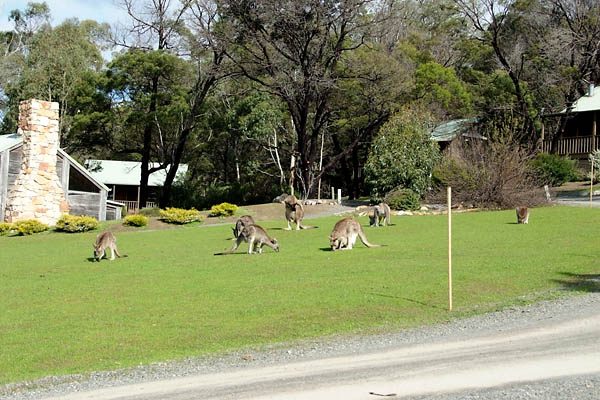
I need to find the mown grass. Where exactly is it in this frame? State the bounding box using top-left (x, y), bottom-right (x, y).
top-left (1, 206), bottom-right (599, 384)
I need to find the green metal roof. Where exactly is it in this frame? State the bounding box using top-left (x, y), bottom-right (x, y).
top-left (431, 118), bottom-right (477, 142)
top-left (85, 160), bottom-right (188, 187)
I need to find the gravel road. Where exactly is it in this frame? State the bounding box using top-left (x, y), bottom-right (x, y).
top-left (2, 290), bottom-right (600, 400)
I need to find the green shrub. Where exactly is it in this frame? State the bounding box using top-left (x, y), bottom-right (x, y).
top-left (384, 187), bottom-right (421, 211)
top-left (209, 202), bottom-right (238, 217)
top-left (12, 219), bottom-right (50, 236)
top-left (364, 104), bottom-right (440, 199)
top-left (159, 207), bottom-right (204, 224)
top-left (139, 207), bottom-right (161, 217)
top-left (123, 214), bottom-right (148, 227)
top-left (55, 214), bottom-right (99, 233)
top-left (0, 222), bottom-right (13, 236)
top-left (530, 153), bottom-right (578, 186)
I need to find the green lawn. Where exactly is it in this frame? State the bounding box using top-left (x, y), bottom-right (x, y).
top-left (1, 206), bottom-right (599, 384)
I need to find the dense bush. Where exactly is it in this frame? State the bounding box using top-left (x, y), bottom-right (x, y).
top-left (159, 207), bottom-right (204, 224)
top-left (384, 188), bottom-right (421, 211)
top-left (55, 214), bottom-right (99, 233)
top-left (364, 104), bottom-right (440, 199)
top-left (169, 179), bottom-right (282, 210)
top-left (139, 207), bottom-right (161, 217)
top-left (0, 222), bottom-right (13, 236)
top-left (123, 215), bottom-right (148, 227)
top-left (12, 219), bottom-right (50, 235)
top-left (429, 132), bottom-right (545, 209)
top-left (209, 202), bottom-right (238, 217)
top-left (530, 153), bottom-right (578, 186)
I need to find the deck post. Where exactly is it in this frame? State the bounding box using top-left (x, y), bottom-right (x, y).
top-left (593, 111), bottom-right (597, 151)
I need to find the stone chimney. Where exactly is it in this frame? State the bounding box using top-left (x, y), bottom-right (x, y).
top-left (4, 99), bottom-right (69, 225)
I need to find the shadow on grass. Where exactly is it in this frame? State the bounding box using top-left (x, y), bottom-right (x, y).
top-left (370, 292), bottom-right (445, 310)
top-left (319, 247), bottom-right (333, 252)
top-left (552, 272), bottom-right (600, 292)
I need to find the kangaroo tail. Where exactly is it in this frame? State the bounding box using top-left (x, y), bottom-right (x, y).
top-left (299, 224), bottom-right (317, 229)
top-left (358, 228), bottom-right (380, 248)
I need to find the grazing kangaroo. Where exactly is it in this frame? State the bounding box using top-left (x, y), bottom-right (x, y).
top-left (369, 202), bottom-right (391, 227)
top-left (516, 206), bottom-right (530, 224)
top-left (93, 231), bottom-right (126, 261)
top-left (329, 218), bottom-right (380, 251)
top-left (282, 195), bottom-right (315, 230)
top-left (215, 224), bottom-right (279, 255)
top-left (232, 215), bottom-right (255, 239)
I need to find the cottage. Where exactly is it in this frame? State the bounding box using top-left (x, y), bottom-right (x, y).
top-left (542, 84), bottom-right (599, 158)
top-left (0, 99), bottom-right (113, 223)
top-left (431, 118), bottom-right (484, 157)
top-left (85, 160), bottom-right (188, 213)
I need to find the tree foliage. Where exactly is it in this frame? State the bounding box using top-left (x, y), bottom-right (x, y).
top-left (364, 104), bottom-right (440, 199)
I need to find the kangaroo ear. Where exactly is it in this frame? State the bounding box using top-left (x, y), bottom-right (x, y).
top-left (272, 238), bottom-right (278, 243)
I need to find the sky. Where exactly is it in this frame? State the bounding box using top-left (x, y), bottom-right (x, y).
top-left (0, 0), bottom-right (129, 31)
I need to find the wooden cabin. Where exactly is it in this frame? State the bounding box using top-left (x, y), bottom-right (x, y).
top-left (0, 134), bottom-right (113, 221)
top-left (431, 118), bottom-right (485, 157)
top-left (542, 85), bottom-right (599, 159)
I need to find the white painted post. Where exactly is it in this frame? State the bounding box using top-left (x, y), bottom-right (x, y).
top-left (337, 188), bottom-right (342, 204)
top-left (332, 187), bottom-right (335, 201)
top-left (448, 186), bottom-right (453, 312)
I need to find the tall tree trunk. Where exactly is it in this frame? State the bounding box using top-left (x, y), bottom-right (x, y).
top-left (159, 76), bottom-right (217, 207)
top-left (139, 74), bottom-right (159, 209)
top-left (351, 145), bottom-right (360, 200)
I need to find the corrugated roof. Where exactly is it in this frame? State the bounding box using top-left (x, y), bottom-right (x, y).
top-left (0, 133), bottom-right (23, 152)
top-left (431, 118), bottom-right (477, 142)
top-left (562, 87), bottom-right (600, 113)
top-left (85, 160), bottom-right (188, 187)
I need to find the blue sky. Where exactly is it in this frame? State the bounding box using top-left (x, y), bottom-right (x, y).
top-left (0, 0), bottom-right (129, 31)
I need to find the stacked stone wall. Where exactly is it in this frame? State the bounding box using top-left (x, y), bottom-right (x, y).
top-left (4, 99), bottom-right (69, 225)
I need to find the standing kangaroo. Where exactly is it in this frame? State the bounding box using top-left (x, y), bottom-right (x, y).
top-left (329, 218), bottom-right (380, 251)
top-left (232, 215), bottom-right (255, 239)
top-left (93, 231), bottom-right (126, 261)
top-left (215, 224), bottom-right (279, 255)
top-left (369, 202), bottom-right (391, 227)
top-left (516, 206), bottom-right (530, 224)
top-left (282, 195), bottom-right (315, 230)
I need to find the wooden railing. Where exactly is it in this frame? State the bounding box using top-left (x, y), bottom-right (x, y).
top-left (119, 200), bottom-right (156, 214)
top-left (542, 136), bottom-right (600, 156)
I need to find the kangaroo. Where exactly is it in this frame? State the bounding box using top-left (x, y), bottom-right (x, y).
top-left (282, 195), bottom-right (315, 230)
top-left (516, 206), bottom-right (530, 224)
top-left (369, 202), bottom-right (391, 227)
top-left (329, 217), bottom-right (380, 251)
top-left (93, 231), bottom-right (126, 261)
top-left (232, 215), bottom-right (255, 239)
top-left (215, 224), bottom-right (279, 255)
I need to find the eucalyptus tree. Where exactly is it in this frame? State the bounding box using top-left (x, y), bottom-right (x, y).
top-left (216, 0), bottom-right (393, 199)
top-left (540, 0), bottom-right (600, 152)
top-left (0, 2), bottom-right (50, 127)
top-left (0, 14), bottom-right (108, 140)
top-left (107, 0), bottom-right (228, 207)
top-left (453, 0), bottom-right (539, 141)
